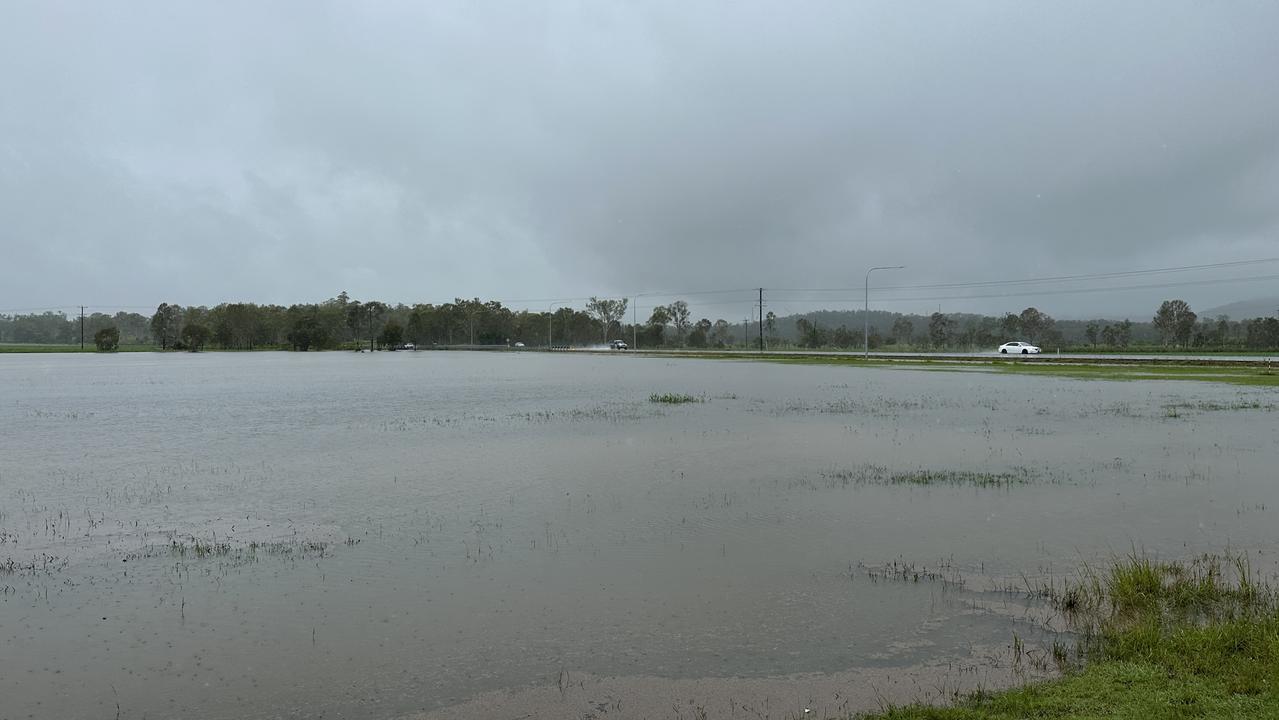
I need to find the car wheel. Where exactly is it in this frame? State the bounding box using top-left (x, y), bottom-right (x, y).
top-left (1022, 349), bottom-right (1028, 354)
top-left (1000, 349), bottom-right (1007, 354)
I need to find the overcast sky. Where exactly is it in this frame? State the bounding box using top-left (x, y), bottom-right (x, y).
top-left (3, 1), bottom-right (1278, 320)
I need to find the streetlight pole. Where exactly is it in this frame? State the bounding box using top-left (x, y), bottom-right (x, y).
top-left (865, 265), bottom-right (905, 359)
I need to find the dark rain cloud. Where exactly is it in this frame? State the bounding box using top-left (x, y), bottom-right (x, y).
top-left (2, 1), bottom-right (1278, 318)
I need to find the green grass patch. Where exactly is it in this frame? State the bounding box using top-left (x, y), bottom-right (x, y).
top-left (648, 392), bottom-right (703, 404)
top-left (986, 361), bottom-right (1279, 388)
top-left (640, 350), bottom-right (1279, 388)
top-left (0, 343), bottom-right (154, 353)
top-left (824, 465), bottom-right (1035, 488)
top-left (857, 554), bottom-right (1279, 719)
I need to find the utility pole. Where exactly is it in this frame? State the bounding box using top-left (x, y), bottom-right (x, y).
top-left (744, 316), bottom-right (750, 348)
top-left (865, 266), bottom-right (905, 359)
top-left (633, 298), bottom-right (637, 350)
top-left (758, 288), bottom-right (764, 353)
top-left (547, 304), bottom-right (555, 349)
top-left (79, 306), bottom-right (85, 350)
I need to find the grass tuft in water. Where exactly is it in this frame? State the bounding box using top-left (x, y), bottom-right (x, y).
top-left (822, 465), bottom-right (1035, 488)
top-left (648, 392), bottom-right (703, 404)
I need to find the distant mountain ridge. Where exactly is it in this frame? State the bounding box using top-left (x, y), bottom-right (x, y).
top-left (1201, 297), bottom-right (1279, 319)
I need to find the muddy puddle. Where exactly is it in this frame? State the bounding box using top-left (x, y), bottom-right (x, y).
top-left (2, 352), bottom-right (1276, 718)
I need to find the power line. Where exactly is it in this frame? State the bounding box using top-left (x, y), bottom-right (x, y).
top-left (768, 271), bottom-right (1279, 305)
top-left (5, 257), bottom-right (1277, 317)
top-left (772, 257), bottom-right (1279, 293)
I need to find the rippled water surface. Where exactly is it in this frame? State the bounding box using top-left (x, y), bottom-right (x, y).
top-left (2, 352), bottom-right (1277, 719)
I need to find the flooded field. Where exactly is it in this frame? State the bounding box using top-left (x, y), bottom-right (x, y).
top-left (2, 352), bottom-right (1277, 719)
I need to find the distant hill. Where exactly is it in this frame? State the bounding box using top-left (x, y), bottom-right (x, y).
top-left (1201, 297), bottom-right (1279, 320)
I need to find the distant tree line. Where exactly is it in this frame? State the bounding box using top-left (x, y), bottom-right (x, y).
top-left (0, 310), bottom-right (151, 346)
top-left (3, 295), bottom-right (1278, 352)
top-left (781, 299), bottom-right (1279, 352)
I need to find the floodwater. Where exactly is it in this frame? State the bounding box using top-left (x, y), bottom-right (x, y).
top-left (1, 352), bottom-right (1276, 719)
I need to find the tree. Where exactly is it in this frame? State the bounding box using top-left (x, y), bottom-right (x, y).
top-left (94, 326), bottom-right (120, 352)
top-left (586, 297), bottom-right (629, 343)
top-left (1101, 324), bottom-right (1117, 347)
top-left (687, 318), bottom-right (712, 348)
top-left (891, 317), bottom-right (913, 345)
top-left (1245, 317), bottom-right (1279, 349)
top-left (667, 301), bottom-right (692, 346)
top-left (207, 303), bottom-right (256, 349)
top-left (180, 323), bottom-right (211, 351)
top-left (286, 312), bottom-right (331, 351)
top-left (831, 325), bottom-right (856, 348)
top-left (378, 320), bottom-right (404, 349)
top-left (646, 306), bottom-right (671, 346)
top-left (795, 317), bottom-right (826, 348)
top-left (1116, 319), bottom-right (1133, 348)
top-left (1017, 307), bottom-right (1054, 343)
top-left (765, 311), bottom-right (778, 346)
top-left (1215, 315), bottom-right (1231, 347)
top-left (928, 312), bottom-right (952, 348)
top-left (406, 309), bottom-right (427, 345)
top-left (710, 319), bottom-right (733, 347)
top-left (346, 301), bottom-right (365, 345)
top-left (1153, 300), bottom-right (1196, 347)
top-left (150, 303), bottom-right (182, 350)
top-left (1084, 323), bottom-right (1099, 348)
top-left (999, 313), bottom-right (1020, 339)
top-left (347, 300), bottom-right (389, 349)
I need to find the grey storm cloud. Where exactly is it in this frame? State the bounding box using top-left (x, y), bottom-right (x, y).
top-left (2, 1), bottom-right (1278, 318)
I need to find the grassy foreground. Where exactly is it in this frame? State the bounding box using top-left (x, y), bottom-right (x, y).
top-left (0, 343), bottom-right (154, 353)
top-left (987, 361), bottom-right (1279, 388)
top-left (647, 351), bottom-right (1279, 388)
top-left (860, 555), bottom-right (1279, 719)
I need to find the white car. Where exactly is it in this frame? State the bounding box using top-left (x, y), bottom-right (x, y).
top-left (998, 341), bottom-right (1041, 355)
top-left (609, 340), bottom-right (628, 350)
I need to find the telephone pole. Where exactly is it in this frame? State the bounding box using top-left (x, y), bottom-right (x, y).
top-left (757, 288), bottom-right (764, 353)
top-left (80, 306), bottom-right (85, 350)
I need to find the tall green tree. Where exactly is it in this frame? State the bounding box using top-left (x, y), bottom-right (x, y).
top-left (1116, 319), bottom-right (1133, 348)
top-left (1017, 307), bottom-right (1053, 343)
top-left (586, 297), bottom-right (628, 343)
top-left (688, 318), bottom-right (712, 348)
top-left (928, 312), bottom-right (952, 348)
top-left (667, 301), bottom-right (691, 346)
top-left (999, 313), bottom-right (1021, 339)
top-left (150, 303), bottom-right (182, 350)
top-left (646, 306), bottom-right (671, 346)
top-left (1153, 300), bottom-right (1196, 347)
top-left (1084, 323), bottom-right (1100, 347)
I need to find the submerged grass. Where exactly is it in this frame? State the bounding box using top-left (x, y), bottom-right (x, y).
top-left (648, 392), bottom-right (703, 404)
top-left (823, 465), bottom-right (1035, 488)
top-left (857, 554), bottom-right (1279, 719)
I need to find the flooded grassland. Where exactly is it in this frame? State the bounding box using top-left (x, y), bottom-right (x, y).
top-left (1, 352), bottom-right (1276, 719)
